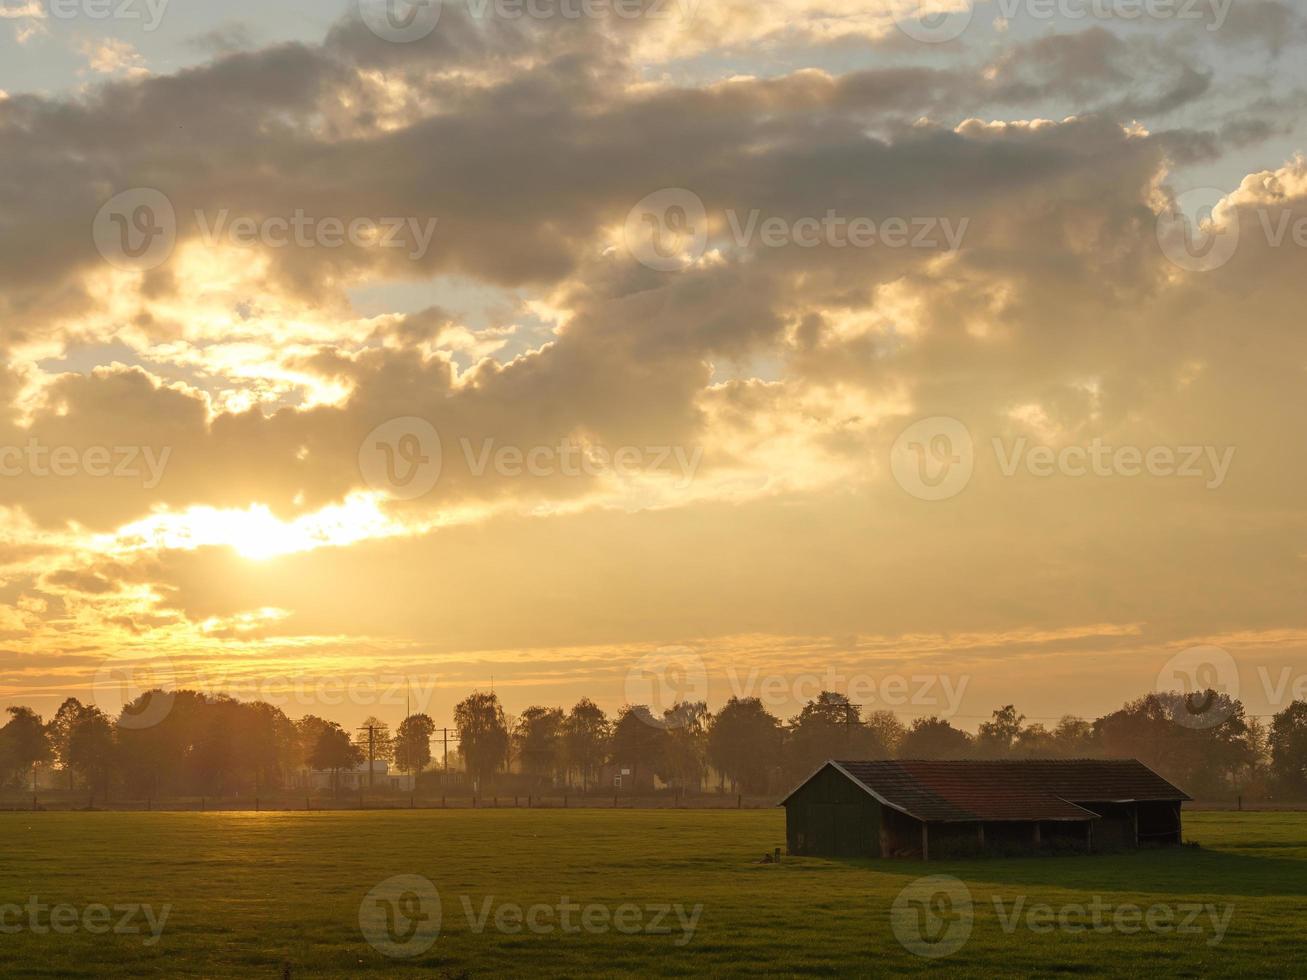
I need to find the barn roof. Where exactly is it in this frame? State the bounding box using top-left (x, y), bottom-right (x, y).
top-left (780, 759), bottom-right (1190, 823)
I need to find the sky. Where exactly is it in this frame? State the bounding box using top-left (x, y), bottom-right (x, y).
top-left (1, 0), bottom-right (1306, 732)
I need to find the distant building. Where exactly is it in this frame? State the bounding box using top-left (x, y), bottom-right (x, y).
top-left (294, 760), bottom-right (415, 792)
top-left (781, 759), bottom-right (1190, 858)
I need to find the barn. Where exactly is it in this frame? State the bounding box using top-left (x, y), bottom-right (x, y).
top-left (781, 759), bottom-right (1190, 858)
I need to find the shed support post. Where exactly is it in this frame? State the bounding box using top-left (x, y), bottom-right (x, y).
top-left (1086, 820), bottom-right (1093, 854)
top-left (1131, 807), bottom-right (1139, 848)
top-left (1033, 822), bottom-right (1041, 847)
top-left (921, 823), bottom-right (929, 861)
top-left (977, 823), bottom-right (985, 851)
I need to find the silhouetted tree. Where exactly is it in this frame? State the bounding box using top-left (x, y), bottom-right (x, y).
top-left (67, 708), bottom-right (116, 802)
top-left (976, 705), bottom-right (1025, 757)
top-left (514, 706), bottom-right (564, 788)
top-left (898, 716), bottom-right (971, 759)
top-left (455, 692), bottom-right (510, 791)
top-left (46, 698), bottom-right (90, 790)
top-left (1270, 701), bottom-right (1307, 798)
top-left (394, 713), bottom-right (435, 779)
top-left (609, 706), bottom-right (666, 791)
top-left (786, 692), bottom-right (887, 776)
top-left (309, 724), bottom-right (364, 798)
top-left (707, 697), bottom-right (781, 793)
top-left (0, 706), bottom-right (50, 790)
top-left (656, 702), bottom-right (708, 793)
top-left (562, 698), bottom-right (610, 791)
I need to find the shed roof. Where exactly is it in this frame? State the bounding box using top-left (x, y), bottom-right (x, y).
top-left (781, 759), bottom-right (1190, 823)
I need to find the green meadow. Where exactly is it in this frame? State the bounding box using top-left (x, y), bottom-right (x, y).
top-left (0, 809), bottom-right (1303, 977)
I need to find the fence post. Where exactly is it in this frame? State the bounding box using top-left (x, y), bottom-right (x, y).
top-left (737, 794), bottom-right (742, 809)
top-left (255, 797), bottom-right (260, 813)
top-left (201, 796), bottom-right (206, 812)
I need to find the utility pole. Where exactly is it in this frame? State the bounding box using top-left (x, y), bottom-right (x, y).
top-left (443, 728), bottom-right (449, 772)
top-left (358, 724), bottom-right (377, 790)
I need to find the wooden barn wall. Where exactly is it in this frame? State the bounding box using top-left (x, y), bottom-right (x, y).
top-left (784, 767), bottom-right (883, 857)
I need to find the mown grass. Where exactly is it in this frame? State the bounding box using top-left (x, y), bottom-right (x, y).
top-left (0, 809), bottom-right (1303, 977)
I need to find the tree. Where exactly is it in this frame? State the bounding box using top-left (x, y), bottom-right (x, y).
top-left (514, 706), bottom-right (564, 788)
top-left (657, 702), bottom-right (709, 793)
top-left (1269, 701), bottom-right (1307, 798)
top-left (609, 706), bottom-right (667, 792)
top-left (46, 698), bottom-right (90, 790)
top-left (394, 713), bottom-right (436, 779)
top-left (707, 697), bottom-right (782, 793)
top-left (865, 710), bottom-right (906, 758)
top-left (0, 707), bottom-right (51, 789)
top-left (785, 692), bottom-right (888, 777)
top-left (561, 698), bottom-right (610, 791)
top-left (976, 705), bottom-right (1025, 757)
top-left (67, 708), bottom-right (117, 802)
top-left (309, 723), bottom-right (364, 798)
top-left (354, 716), bottom-right (395, 788)
top-left (454, 692), bottom-right (510, 791)
top-left (898, 716), bottom-right (972, 759)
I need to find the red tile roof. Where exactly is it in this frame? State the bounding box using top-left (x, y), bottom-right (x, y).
top-left (784, 759), bottom-right (1190, 822)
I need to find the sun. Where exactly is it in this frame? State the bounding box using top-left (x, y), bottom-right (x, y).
top-left (102, 493), bottom-right (411, 561)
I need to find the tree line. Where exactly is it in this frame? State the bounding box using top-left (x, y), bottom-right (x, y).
top-left (2, 685), bottom-right (1306, 801)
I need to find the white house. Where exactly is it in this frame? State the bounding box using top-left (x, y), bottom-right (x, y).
top-left (294, 760), bottom-right (415, 792)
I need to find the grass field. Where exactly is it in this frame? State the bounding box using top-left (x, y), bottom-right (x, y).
top-left (1, 809), bottom-right (1304, 977)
